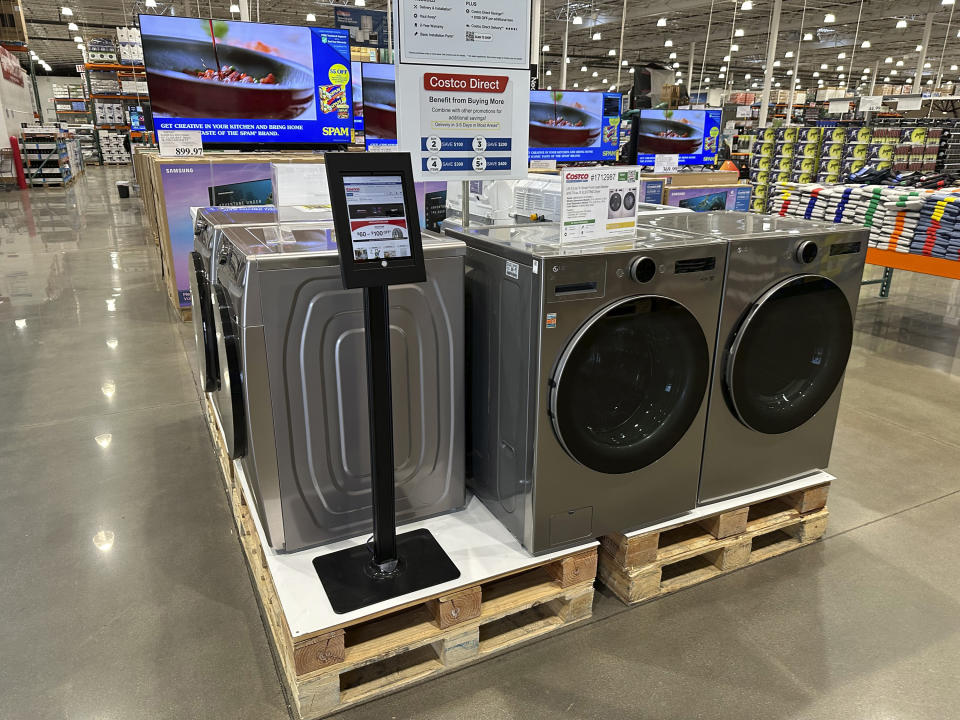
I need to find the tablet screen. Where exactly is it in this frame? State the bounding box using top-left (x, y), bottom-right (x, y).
top-left (343, 175), bottom-right (412, 262)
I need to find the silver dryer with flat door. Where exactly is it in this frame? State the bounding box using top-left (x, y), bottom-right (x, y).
top-left (444, 222), bottom-right (726, 554)
top-left (191, 206), bottom-right (281, 393)
top-left (211, 224), bottom-right (466, 552)
top-left (639, 211), bottom-right (868, 503)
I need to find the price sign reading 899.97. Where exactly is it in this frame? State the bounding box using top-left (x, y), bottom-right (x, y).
top-left (158, 130), bottom-right (204, 158)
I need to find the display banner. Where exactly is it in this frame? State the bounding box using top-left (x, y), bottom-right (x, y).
top-left (395, 0), bottom-right (530, 69)
top-left (560, 166), bottom-right (642, 242)
top-left (397, 64), bottom-right (529, 182)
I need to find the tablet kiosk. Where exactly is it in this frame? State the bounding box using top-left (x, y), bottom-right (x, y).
top-left (314, 152), bottom-right (459, 614)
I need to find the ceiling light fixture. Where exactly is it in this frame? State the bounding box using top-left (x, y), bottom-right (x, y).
top-left (773, 60), bottom-right (781, 67)
top-left (837, 52), bottom-right (846, 59)
top-left (355, 0), bottom-right (365, 6)
top-left (664, 39), bottom-right (673, 47)
top-left (731, 44), bottom-right (739, 51)
top-left (229, 3), bottom-right (240, 12)
top-left (924, 61), bottom-right (932, 68)
top-left (745, 73), bottom-right (751, 79)
top-left (896, 60), bottom-right (904, 66)
top-left (785, 50), bottom-right (794, 58)
top-left (580, 64), bottom-right (587, 71)
top-left (573, 82), bottom-right (579, 86)
top-left (306, 12), bottom-right (316, 21)
top-left (73, 35), bottom-right (82, 42)
top-left (861, 40), bottom-right (871, 48)
top-left (803, 32), bottom-right (813, 40)
top-left (592, 31), bottom-right (601, 40)
top-left (608, 49), bottom-right (616, 56)
top-left (669, 52), bottom-right (677, 59)
top-left (629, 67), bottom-right (635, 74)
top-left (885, 56), bottom-right (893, 63)
top-left (145, 0), bottom-right (157, 6)
top-left (741, 0), bottom-right (753, 9)
top-left (61, 6), bottom-right (73, 16)
top-left (545, 69), bottom-right (551, 75)
top-left (572, 15), bottom-right (583, 24)
top-left (916, 44), bottom-right (923, 51)
top-left (896, 19), bottom-right (908, 29)
top-left (67, 22), bottom-right (78, 30)
top-left (824, 13), bottom-right (835, 23)
top-left (592, 70), bottom-right (598, 77)
top-left (735, 28), bottom-right (744, 37)
top-left (952, 64), bottom-right (959, 71)
top-left (812, 71), bottom-right (819, 77)
top-left (542, 44), bottom-right (550, 51)
top-left (657, 17), bottom-right (667, 27)
top-left (821, 63), bottom-right (829, 69)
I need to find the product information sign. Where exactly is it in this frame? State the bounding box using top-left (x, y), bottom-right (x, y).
top-left (858, 95), bottom-right (884, 112)
top-left (158, 130), bottom-right (204, 157)
top-left (827, 99), bottom-right (850, 114)
top-left (395, 0), bottom-right (530, 69)
top-left (897, 95), bottom-right (923, 111)
top-left (653, 154), bottom-right (680, 174)
top-left (396, 64), bottom-right (529, 182)
top-left (560, 166), bottom-right (642, 242)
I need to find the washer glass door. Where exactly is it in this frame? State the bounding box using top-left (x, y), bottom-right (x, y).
top-left (725, 274), bottom-right (853, 434)
top-left (550, 295), bottom-right (710, 474)
top-left (189, 251), bottom-right (219, 392)
top-left (211, 283), bottom-right (247, 458)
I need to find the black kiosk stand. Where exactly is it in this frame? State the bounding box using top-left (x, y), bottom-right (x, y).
top-left (313, 152), bottom-right (460, 614)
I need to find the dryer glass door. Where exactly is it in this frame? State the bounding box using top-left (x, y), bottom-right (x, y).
top-left (551, 296), bottom-right (710, 474)
top-left (726, 274), bottom-right (853, 434)
top-left (189, 251), bottom-right (219, 392)
top-left (211, 283), bottom-right (247, 458)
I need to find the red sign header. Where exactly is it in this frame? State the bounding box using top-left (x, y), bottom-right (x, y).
top-left (423, 72), bottom-right (509, 93)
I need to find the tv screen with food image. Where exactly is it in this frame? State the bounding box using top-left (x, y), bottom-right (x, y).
top-left (635, 109), bottom-right (722, 166)
top-left (528, 90), bottom-right (622, 162)
top-left (140, 15), bottom-right (353, 147)
top-left (359, 62), bottom-right (397, 147)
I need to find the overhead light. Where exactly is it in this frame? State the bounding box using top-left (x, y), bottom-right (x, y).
top-left (821, 63), bottom-right (829, 69)
top-left (546, 85), bottom-right (552, 90)
top-left (924, 62), bottom-right (932, 68)
top-left (945, 0), bottom-right (956, 5)
top-left (67, 22), bottom-right (78, 30)
top-left (61, 6), bottom-right (73, 15)
top-left (95, 433), bottom-right (112, 448)
top-left (542, 44), bottom-right (550, 51)
top-left (787, 69), bottom-right (793, 75)
top-left (657, 17), bottom-right (667, 27)
top-left (669, 52), bottom-right (677, 59)
top-left (723, 55), bottom-right (730, 61)
top-left (861, 40), bottom-right (871, 48)
top-left (891, 69), bottom-right (898, 75)
top-left (952, 64), bottom-right (959, 71)
top-left (916, 44), bottom-right (924, 51)
top-left (609, 84), bottom-right (616, 91)
top-left (664, 39), bottom-right (673, 47)
top-left (306, 12), bottom-right (316, 20)
top-left (718, 73), bottom-right (725, 78)
top-left (731, 44), bottom-right (739, 52)
top-left (572, 15), bottom-right (583, 24)
top-left (629, 68), bottom-right (635, 74)
top-left (73, 35), bottom-right (82, 42)
top-left (705, 77), bottom-right (711, 83)
top-left (622, 60), bottom-right (628, 66)
top-left (721, 65), bottom-right (727, 71)
top-left (837, 52), bottom-right (846, 59)
top-left (751, 81), bottom-right (758, 88)
top-left (92, 530), bottom-right (115, 552)
top-left (927, 79), bottom-right (934, 85)
top-left (824, 13), bottom-right (835, 23)
top-left (545, 69), bottom-right (551, 75)
top-left (573, 82), bottom-right (579, 87)
top-left (675, 70), bottom-right (682, 76)
top-left (838, 73), bottom-right (845, 79)
top-left (77, 43), bottom-right (84, 49)
top-left (785, 51), bottom-right (794, 58)
top-left (803, 32), bottom-right (813, 41)
top-left (229, 3), bottom-right (240, 12)
top-left (745, 73), bottom-right (751, 79)
top-left (608, 49), bottom-right (616, 56)
top-left (741, 0), bottom-right (753, 9)
top-left (896, 60), bottom-right (904, 66)
top-left (773, 60), bottom-right (781, 67)
top-left (885, 56), bottom-right (893, 63)
top-left (860, 75), bottom-right (867, 80)
top-left (602, 78), bottom-right (608, 83)
top-left (774, 81), bottom-right (781, 87)
top-left (101, 382), bottom-right (116, 399)
top-left (592, 71), bottom-right (598, 77)
top-left (355, 0), bottom-right (365, 6)
top-left (592, 31), bottom-right (601, 40)
top-left (812, 71), bottom-right (819, 77)
top-left (29, 50), bottom-right (36, 57)
top-left (836, 65), bottom-right (844, 71)
top-left (565, 56), bottom-right (570, 63)
top-left (580, 64), bottom-right (587, 71)
top-left (145, 0), bottom-right (157, 6)
top-left (884, 76), bottom-right (891, 82)
top-left (863, 67), bottom-right (870, 73)
top-left (897, 19), bottom-right (908, 29)
top-left (15, 318), bottom-right (27, 330)
top-left (673, 62), bottom-right (680, 68)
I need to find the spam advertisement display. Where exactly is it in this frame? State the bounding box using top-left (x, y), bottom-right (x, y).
top-left (635, 109), bottom-right (722, 166)
top-left (141, 16), bottom-right (354, 146)
top-left (395, 63), bottom-right (530, 181)
top-left (560, 166), bottom-right (642, 242)
top-left (528, 90), bottom-right (622, 163)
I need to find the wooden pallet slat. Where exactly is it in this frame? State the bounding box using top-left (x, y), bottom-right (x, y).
top-left (599, 482), bottom-right (831, 606)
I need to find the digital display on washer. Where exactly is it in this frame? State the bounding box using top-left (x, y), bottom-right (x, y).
top-left (830, 241), bottom-right (863, 256)
top-left (343, 175), bottom-right (412, 261)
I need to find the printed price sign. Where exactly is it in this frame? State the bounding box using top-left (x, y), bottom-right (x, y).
top-left (158, 130), bottom-right (204, 158)
top-left (654, 154), bottom-right (680, 174)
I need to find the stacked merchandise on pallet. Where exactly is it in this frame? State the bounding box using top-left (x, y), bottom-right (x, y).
top-left (748, 125), bottom-right (825, 213)
top-left (912, 193), bottom-right (960, 259)
top-left (875, 192), bottom-right (929, 252)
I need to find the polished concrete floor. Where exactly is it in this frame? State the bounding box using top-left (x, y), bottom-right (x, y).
top-left (1, 167), bottom-right (958, 720)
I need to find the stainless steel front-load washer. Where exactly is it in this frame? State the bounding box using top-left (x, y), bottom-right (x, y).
top-left (444, 222), bottom-right (727, 554)
top-left (191, 206), bottom-right (331, 392)
top-left (639, 211), bottom-right (868, 503)
top-left (210, 224), bottom-right (466, 552)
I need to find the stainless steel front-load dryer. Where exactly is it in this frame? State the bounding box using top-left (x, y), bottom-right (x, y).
top-left (210, 225), bottom-right (466, 552)
top-left (190, 206), bottom-right (331, 392)
top-left (639, 211), bottom-right (868, 503)
top-left (444, 222), bottom-right (727, 554)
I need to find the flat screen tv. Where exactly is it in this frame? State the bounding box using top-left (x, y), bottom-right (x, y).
top-left (359, 62), bottom-right (396, 148)
top-left (351, 60), bottom-right (364, 136)
top-left (140, 15), bottom-right (354, 148)
top-left (528, 90), bottom-right (622, 163)
top-left (207, 178), bottom-right (274, 206)
top-left (634, 109), bottom-right (722, 166)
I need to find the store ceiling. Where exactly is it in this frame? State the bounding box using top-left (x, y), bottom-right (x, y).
top-left (19, 0), bottom-right (960, 94)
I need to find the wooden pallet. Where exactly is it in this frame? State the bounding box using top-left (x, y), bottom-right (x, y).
top-left (201, 395), bottom-right (597, 719)
top-left (598, 483), bottom-right (830, 605)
